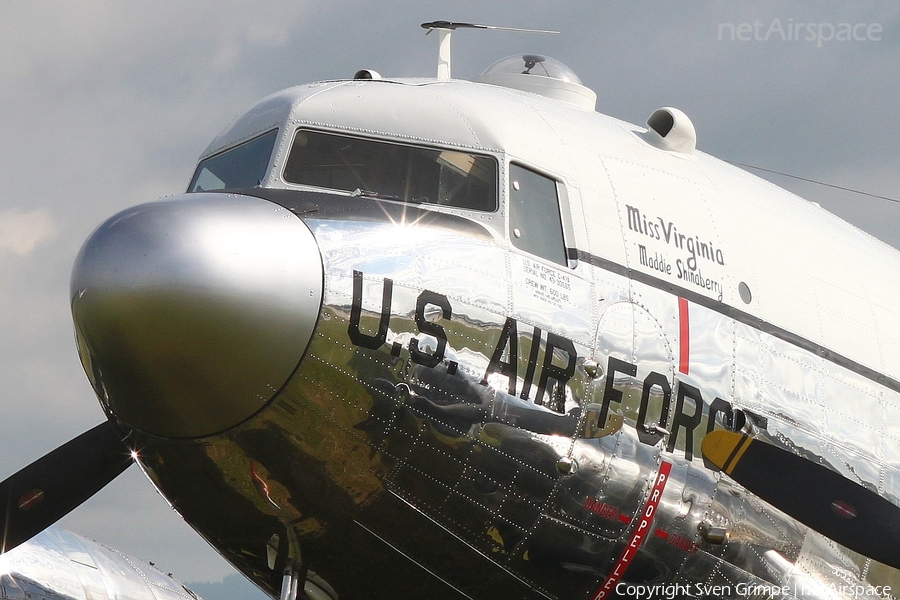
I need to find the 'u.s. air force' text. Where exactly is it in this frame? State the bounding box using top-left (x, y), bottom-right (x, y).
top-left (348, 270), bottom-right (751, 466)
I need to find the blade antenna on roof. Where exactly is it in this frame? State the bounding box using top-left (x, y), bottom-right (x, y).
top-left (421, 21), bottom-right (558, 81)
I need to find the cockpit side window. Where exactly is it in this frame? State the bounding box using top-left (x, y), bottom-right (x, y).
top-left (188, 129), bottom-right (278, 192)
top-left (283, 130), bottom-right (498, 212)
top-left (509, 163), bottom-right (568, 267)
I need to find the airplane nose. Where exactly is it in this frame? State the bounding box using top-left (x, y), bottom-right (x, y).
top-left (70, 193), bottom-right (323, 439)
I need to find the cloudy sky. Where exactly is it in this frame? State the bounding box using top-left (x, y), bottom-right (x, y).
top-left (1, 0), bottom-right (898, 595)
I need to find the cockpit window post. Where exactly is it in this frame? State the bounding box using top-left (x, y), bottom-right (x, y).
top-left (508, 163), bottom-right (575, 268)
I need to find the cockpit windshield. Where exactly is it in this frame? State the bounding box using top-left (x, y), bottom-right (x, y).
top-left (188, 129), bottom-right (278, 192)
top-left (283, 130), bottom-right (497, 212)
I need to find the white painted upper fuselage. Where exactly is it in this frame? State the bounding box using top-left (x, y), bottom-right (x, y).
top-left (206, 74), bottom-right (900, 381)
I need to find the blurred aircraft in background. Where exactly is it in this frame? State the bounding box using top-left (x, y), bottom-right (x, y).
top-left (0, 527), bottom-right (199, 600)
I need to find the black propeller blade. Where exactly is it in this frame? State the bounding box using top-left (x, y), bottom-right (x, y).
top-left (703, 430), bottom-right (900, 569)
top-left (1, 421), bottom-right (133, 554)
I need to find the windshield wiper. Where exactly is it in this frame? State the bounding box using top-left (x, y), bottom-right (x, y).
top-left (351, 188), bottom-right (404, 202)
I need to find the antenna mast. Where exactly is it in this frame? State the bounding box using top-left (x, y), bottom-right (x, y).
top-left (421, 21), bottom-right (558, 81)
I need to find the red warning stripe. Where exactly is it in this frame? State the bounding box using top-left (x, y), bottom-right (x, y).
top-left (678, 297), bottom-right (690, 375)
top-left (17, 489), bottom-right (44, 511)
top-left (831, 500), bottom-right (857, 519)
top-left (592, 461), bottom-right (673, 600)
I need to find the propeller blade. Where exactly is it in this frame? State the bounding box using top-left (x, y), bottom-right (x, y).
top-left (702, 430), bottom-right (900, 568)
top-left (1, 421), bottom-right (133, 554)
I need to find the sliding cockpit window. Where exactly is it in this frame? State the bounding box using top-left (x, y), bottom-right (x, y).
top-left (188, 129), bottom-right (279, 192)
top-left (283, 129), bottom-right (498, 212)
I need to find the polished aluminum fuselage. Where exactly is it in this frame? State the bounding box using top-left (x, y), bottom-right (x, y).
top-left (72, 77), bottom-right (900, 599)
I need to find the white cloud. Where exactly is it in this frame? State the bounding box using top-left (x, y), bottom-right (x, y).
top-left (0, 209), bottom-right (57, 256)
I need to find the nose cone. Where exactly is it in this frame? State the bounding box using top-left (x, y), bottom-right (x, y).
top-left (71, 193), bottom-right (322, 438)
